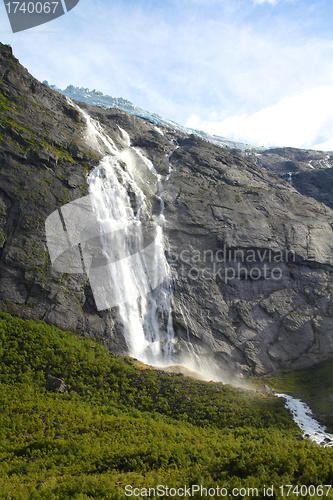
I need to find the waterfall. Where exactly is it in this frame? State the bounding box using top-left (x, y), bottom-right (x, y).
top-left (57, 103), bottom-right (225, 381)
top-left (78, 107), bottom-right (175, 365)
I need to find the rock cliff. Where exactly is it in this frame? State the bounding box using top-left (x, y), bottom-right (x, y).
top-left (245, 147), bottom-right (333, 210)
top-left (1, 42), bottom-right (333, 378)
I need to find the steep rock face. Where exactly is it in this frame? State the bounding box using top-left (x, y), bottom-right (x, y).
top-left (162, 138), bottom-right (333, 375)
top-left (0, 43), bottom-right (180, 353)
top-left (245, 147), bottom-right (333, 176)
top-left (0, 44), bottom-right (105, 341)
top-left (1, 43), bottom-right (333, 377)
top-left (291, 169), bottom-right (333, 211)
top-left (245, 147), bottom-right (333, 211)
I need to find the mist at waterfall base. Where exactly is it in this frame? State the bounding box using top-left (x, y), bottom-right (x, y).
top-left (49, 101), bottom-right (333, 448)
top-left (72, 104), bottom-right (223, 383)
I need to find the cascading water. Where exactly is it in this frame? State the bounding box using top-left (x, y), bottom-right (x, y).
top-left (287, 172), bottom-right (293, 185)
top-left (64, 103), bottom-right (225, 381)
top-left (84, 117), bottom-right (333, 430)
top-left (77, 106), bottom-right (175, 365)
top-left (276, 393), bottom-right (333, 447)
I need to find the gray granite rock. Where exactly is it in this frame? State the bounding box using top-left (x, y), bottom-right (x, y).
top-left (1, 42), bottom-right (333, 378)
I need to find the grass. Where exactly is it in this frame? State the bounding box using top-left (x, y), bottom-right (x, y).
top-left (0, 79), bottom-right (79, 164)
top-left (0, 312), bottom-right (333, 498)
top-left (0, 113), bottom-right (77, 163)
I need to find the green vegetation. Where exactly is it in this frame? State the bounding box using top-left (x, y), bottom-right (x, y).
top-left (266, 359), bottom-right (333, 433)
top-left (0, 81), bottom-right (100, 169)
top-left (0, 312), bottom-right (333, 499)
top-left (0, 88), bottom-right (20, 114)
top-left (0, 111), bottom-right (76, 163)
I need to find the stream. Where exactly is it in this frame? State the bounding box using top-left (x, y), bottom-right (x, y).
top-left (276, 393), bottom-right (333, 447)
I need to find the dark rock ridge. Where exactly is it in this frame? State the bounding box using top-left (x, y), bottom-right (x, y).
top-left (245, 147), bottom-right (333, 211)
top-left (1, 42), bottom-right (333, 378)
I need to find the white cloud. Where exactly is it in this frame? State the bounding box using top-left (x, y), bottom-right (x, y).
top-left (253, 0), bottom-right (278, 4)
top-left (2, 0), bottom-right (333, 151)
top-left (186, 86), bottom-right (333, 150)
top-left (252, 0), bottom-right (290, 4)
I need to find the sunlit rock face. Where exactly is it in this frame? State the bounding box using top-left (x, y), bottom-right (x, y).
top-left (1, 42), bottom-right (333, 379)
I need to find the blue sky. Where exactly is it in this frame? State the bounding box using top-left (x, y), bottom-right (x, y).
top-left (1, 0), bottom-right (333, 149)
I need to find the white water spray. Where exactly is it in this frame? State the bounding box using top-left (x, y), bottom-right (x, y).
top-left (77, 106), bottom-right (175, 365)
top-left (66, 104), bottom-right (227, 380)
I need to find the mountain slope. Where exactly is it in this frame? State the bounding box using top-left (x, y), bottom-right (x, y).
top-left (244, 147), bottom-right (333, 210)
top-left (50, 83), bottom-right (333, 213)
top-left (47, 82), bottom-right (258, 150)
top-left (1, 43), bottom-right (333, 378)
top-left (2, 312), bottom-right (333, 499)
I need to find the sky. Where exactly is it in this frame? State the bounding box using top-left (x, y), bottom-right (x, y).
top-left (1, 0), bottom-right (333, 150)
